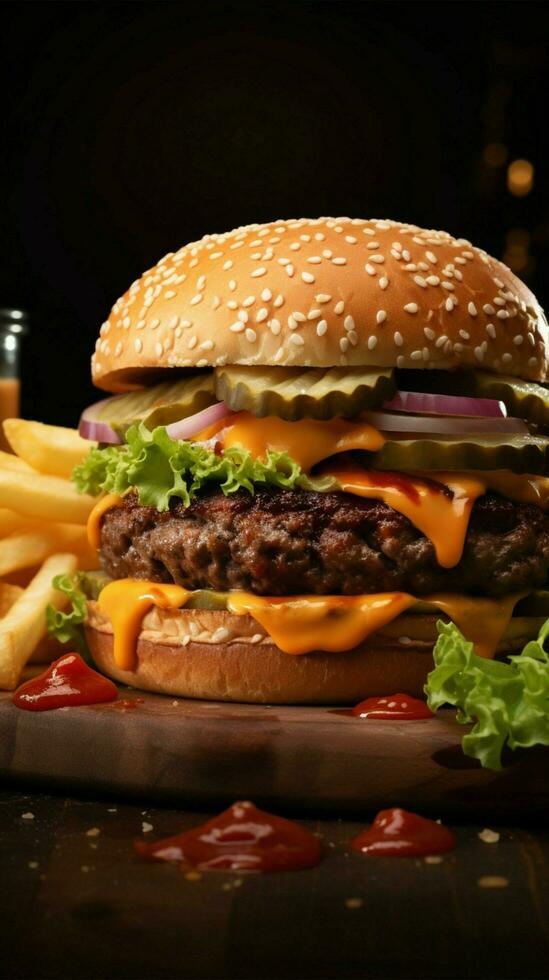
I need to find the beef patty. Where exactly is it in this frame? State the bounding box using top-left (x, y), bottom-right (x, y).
top-left (98, 487), bottom-right (549, 598)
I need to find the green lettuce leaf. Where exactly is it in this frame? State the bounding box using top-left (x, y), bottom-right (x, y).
top-left (425, 620), bottom-right (549, 770)
top-left (46, 573), bottom-right (89, 658)
top-left (72, 422), bottom-right (337, 510)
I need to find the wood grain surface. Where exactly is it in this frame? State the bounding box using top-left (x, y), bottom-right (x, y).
top-left (1, 687), bottom-right (549, 819)
top-left (1, 789), bottom-right (548, 980)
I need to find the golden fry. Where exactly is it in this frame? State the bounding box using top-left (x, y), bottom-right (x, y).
top-left (0, 469), bottom-right (95, 525)
top-left (0, 509), bottom-right (33, 537)
top-left (0, 553), bottom-right (78, 689)
top-left (0, 450), bottom-right (32, 472)
top-left (2, 419), bottom-right (94, 479)
top-left (0, 582), bottom-right (23, 616)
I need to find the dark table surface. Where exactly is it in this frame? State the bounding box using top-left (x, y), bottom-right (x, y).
top-left (1, 786), bottom-right (548, 980)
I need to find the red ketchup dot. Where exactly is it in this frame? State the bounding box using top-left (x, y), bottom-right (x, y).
top-left (352, 693), bottom-right (434, 720)
top-left (135, 801), bottom-right (323, 873)
top-left (13, 653), bottom-right (118, 711)
top-left (351, 808), bottom-right (456, 857)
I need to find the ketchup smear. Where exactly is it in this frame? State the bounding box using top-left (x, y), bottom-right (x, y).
top-left (351, 808), bottom-right (456, 857)
top-left (135, 801), bottom-right (323, 873)
top-left (13, 653), bottom-right (118, 711)
top-left (353, 693), bottom-right (434, 720)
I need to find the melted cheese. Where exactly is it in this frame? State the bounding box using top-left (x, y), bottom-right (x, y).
top-left (97, 579), bottom-right (191, 670)
top-left (87, 493), bottom-right (125, 550)
top-left (226, 592), bottom-right (417, 655)
top-left (201, 413), bottom-right (384, 471)
top-left (96, 580), bottom-right (524, 667)
top-left (323, 464), bottom-right (486, 568)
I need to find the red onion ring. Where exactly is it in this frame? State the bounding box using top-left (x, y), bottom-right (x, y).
top-left (382, 391), bottom-right (507, 418)
top-left (165, 401), bottom-right (232, 440)
top-left (362, 410), bottom-right (528, 435)
top-left (79, 398), bottom-right (123, 444)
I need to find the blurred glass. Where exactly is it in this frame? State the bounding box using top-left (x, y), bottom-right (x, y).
top-left (0, 309), bottom-right (28, 452)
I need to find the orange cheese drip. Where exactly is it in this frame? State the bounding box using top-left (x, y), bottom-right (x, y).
top-left (200, 413), bottom-right (384, 472)
top-left (324, 464), bottom-right (486, 569)
top-left (226, 590), bottom-right (523, 659)
top-left (226, 592), bottom-right (418, 655)
top-left (97, 579), bottom-right (191, 671)
top-left (87, 493), bottom-right (125, 550)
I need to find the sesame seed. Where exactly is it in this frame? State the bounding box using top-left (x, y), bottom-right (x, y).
top-left (261, 288), bottom-right (272, 301)
top-left (486, 323), bottom-right (497, 339)
top-left (169, 316), bottom-right (180, 329)
top-left (334, 301), bottom-right (345, 315)
top-left (376, 310), bottom-right (387, 324)
top-left (165, 290), bottom-right (177, 299)
top-left (308, 309), bottom-right (321, 320)
top-left (459, 329), bottom-right (470, 340)
top-left (529, 356), bottom-right (538, 367)
top-left (290, 333), bottom-right (305, 346)
top-left (315, 233), bottom-right (326, 241)
top-left (396, 355), bottom-right (406, 368)
top-left (445, 297), bottom-right (454, 312)
top-left (286, 264), bottom-right (295, 277)
top-left (307, 256), bottom-right (322, 264)
top-left (289, 243), bottom-right (301, 251)
top-left (468, 302), bottom-right (478, 317)
top-left (190, 293), bottom-right (203, 306)
top-left (404, 264), bottom-right (417, 272)
top-left (513, 335), bottom-right (524, 346)
top-left (222, 260), bottom-right (233, 270)
top-left (251, 267), bottom-right (267, 278)
top-left (370, 255), bottom-right (385, 264)
top-left (332, 257), bottom-right (347, 266)
top-left (134, 338), bottom-right (142, 353)
top-left (155, 341), bottom-right (163, 357)
top-left (237, 310), bottom-right (248, 323)
top-left (367, 335), bottom-right (378, 350)
top-left (293, 311), bottom-right (306, 322)
top-left (441, 281), bottom-right (455, 291)
top-left (435, 335), bottom-right (447, 348)
top-left (245, 328), bottom-right (257, 343)
top-left (426, 275), bottom-right (440, 286)
top-left (339, 337), bottom-right (349, 353)
top-left (122, 316), bottom-right (131, 328)
top-left (316, 320), bottom-right (328, 337)
top-left (288, 315), bottom-right (297, 330)
top-left (410, 350), bottom-right (422, 361)
top-left (363, 228), bottom-right (376, 236)
top-left (497, 310), bottom-right (509, 319)
top-left (230, 322), bottom-right (245, 333)
top-left (379, 277), bottom-right (389, 289)
top-left (414, 275), bottom-right (427, 288)
top-left (315, 293), bottom-right (331, 303)
top-left (365, 263), bottom-right (376, 276)
top-left (269, 319), bottom-right (281, 335)
top-left (322, 249), bottom-right (333, 258)
top-left (302, 271), bottom-right (315, 284)
top-left (367, 241), bottom-right (380, 249)
top-left (474, 346), bottom-right (484, 362)
top-left (212, 296), bottom-right (221, 310)
top-left (256, 308), bottom-right (268, 323)
top-left (200, 339), bottom-right (214, 351)
top-left (494, 277), bottom-right (504, 288)
top-left (424, 327), bottom-right (436, 340)
top-left (150, 318), bottom-right (160, 330)
top-left (394, 331), bottom-right (404, 347)
top-left (228, 280), bottom-right (237, 292)
top-left (114, 341), bottom-right (123, 357)
top-left (273, 295), bottom-right (284, 308)
top-left (391, 250), bottom-right (402, 261)
top-left (344, 315), bottom-right (355, 332)
top-left (404, 303), bottom-right (418, 314)
top-left (348, 331), bottom-right (358, 346)
top-left (278, 257), bottom-right (289, 266)
top-left (494, 297), bottom-right (505, 306)
top-left (345, 235), bottom-right (357, 244)
top-left (242, 296), bottom-right (255, 308)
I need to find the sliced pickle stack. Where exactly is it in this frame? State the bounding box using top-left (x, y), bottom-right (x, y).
top-left (94, 374), bottom-right (216, 435)
top-left (214, 366), bottom-right (396, 420)
top-left (371, 433), bottom-right (549, 475)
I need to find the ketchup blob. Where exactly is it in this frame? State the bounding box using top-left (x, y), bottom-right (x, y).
top-left (135, 801), bottom-right (323, 873)
top-left (353, 693), bottom-right (434, 720)
top-left (13, 653), bottom-right (118, 711)
top-left (351, 808), bottom-right (456, 857)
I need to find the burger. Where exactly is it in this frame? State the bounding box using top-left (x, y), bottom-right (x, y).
top-left (72, 216), bottom-right (549, 704)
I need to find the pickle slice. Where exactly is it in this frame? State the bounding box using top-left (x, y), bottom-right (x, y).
top-left (371, 434), bottom-right (549, 475)
top-left (214, 366), bottom-right (396, 420)
top-left (471, 371), bottom-right (549, 430)
top-left (95, 374), bottom-right (216, 435)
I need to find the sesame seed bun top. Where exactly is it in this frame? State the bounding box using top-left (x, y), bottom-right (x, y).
top-left (92, 217), bottom-right (548, 391)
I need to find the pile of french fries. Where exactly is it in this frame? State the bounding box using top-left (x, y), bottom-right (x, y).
top-left (0, 419), bottom-right (98, 690)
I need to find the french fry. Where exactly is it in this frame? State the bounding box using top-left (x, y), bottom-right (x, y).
top-left (0, 526), bottom-right (99, 575)
top-left (0, 450), bottom-right (32, 473)
top-left (0, 553), bottom-right (78, 689)
top-left (0, 508), bottom-right (33, 537)
top-left (2, 419), bottom-right (94, 479)
top-left (0, 468), bottom-right (95, 524)
top-left (0, 582), bottom-right (23, 615)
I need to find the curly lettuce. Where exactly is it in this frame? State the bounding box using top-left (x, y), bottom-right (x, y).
top-left (46, 573), bottom-right (89, 657)
top-left (425, 619), bottom-right (549, 770)
top-left (72, 422), bottom-right (336, 510)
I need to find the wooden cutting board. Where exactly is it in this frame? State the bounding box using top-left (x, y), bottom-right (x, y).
top-left (1, 686), bottom-right (548, 818)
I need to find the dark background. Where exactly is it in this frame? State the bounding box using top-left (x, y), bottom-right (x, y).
top-left (2, 0), bottom-right (548, 425)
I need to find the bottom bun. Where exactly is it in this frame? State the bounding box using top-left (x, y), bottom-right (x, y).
top-left (85, 601), bottom-right (543, 704)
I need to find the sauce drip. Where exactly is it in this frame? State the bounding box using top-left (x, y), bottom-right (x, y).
top-left (135, 801), bottom-right (323, 873)
top-left (353, 693), bottom-right (434, 720)
top-left (87, 493), bottom-right (124, 550)
top-left (97, 579), bottom-right (191, 670)
top-left (13, 653), bottom-right (118, 711)
top-left (351, 808), bottom-right (456, 857)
